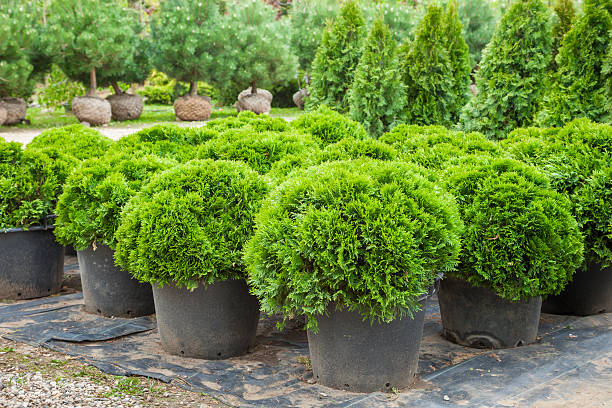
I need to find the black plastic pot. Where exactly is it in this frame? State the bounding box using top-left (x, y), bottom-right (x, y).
top-left (307, 301), bottom-right (427, 393)
top-left (438, 277), bottom-right (541, 349)
top-left (0, 227), bottom-right (64, 300)
top-left (542, 262), bottom-right (612, 316)
top-left (152, 279), bottom-right (260, 359)
top-left (77, 245), bottom-right (154, 318)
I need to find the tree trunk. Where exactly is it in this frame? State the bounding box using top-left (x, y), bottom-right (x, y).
top-left (88, 67), bottom-right (97, 96)
top-left (251, 80), bottom-right (257, 95)
top-left (189, 81), bottom-right (197, 97)
top-left (111, 81), bottom-right (122, 95)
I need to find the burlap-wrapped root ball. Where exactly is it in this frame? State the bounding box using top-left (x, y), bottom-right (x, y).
top-left (0, 97), bottom-right (27, 125)
top-left (106, 93), bottom-right (144, 121)
top-left (293, 88), bottom-right (309, 110)
top-left (235, 87), bottom-right (273, 115)
top-left (72, 96), bottom-right (112, 126)
top-left (0, 106), bottom-right (7, 126)
top-left (174, 95), bottom-right (212, 121)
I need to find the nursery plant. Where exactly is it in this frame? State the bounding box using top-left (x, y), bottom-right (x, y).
top-left (537, 0), bottom-right (611, 127)
top-left (245, 158), bottom-right (463, 331)
top-left (348, 18), bottom-right (405, 138)
top-left (26, 125), bottom-right (112, 161)
top-left (290, 106), bottom-right (368, 147)
top-left (460, 0), bottom-right (552, 140)
top-left (307, 0), bottom-right (366, 112)
top-left (549, 0), bottom-right (576, 71)
top-left (361, 1), bottom-right (424, 44)
top-left (457, 0), bottom-right (498, 68)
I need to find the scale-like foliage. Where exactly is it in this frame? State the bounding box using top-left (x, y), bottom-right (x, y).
top-left (550, 0), bottom-right (576, 71)
top-left (307, 0), bottom-right (366, 112)
top-left (460, 0), bottom-right (552, 140)
top-left (291, 106), bottom-right (368, 147)
top-left (538, 0), bottom-right (611, 127)
top-left (444, 1), bottom-right (471, 123)
top-left (246, 159), bottom-right (463, 331)
top-left (443, 158), bottom-right (584, 300)
top-left (457, 0), bottom-right (498, 67)
top-left (115, 160), bottom-right (269, 288)
top-left (26, 125), bottom-right (112, 160)
top-left (349, 18), bottom-right (404, 138)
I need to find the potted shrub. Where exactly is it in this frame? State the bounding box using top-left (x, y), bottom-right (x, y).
top-left (54, 150), bottom-right (176, 317)
top-left (115, 160), bottom-right (269, 359)
top-left (0, 139), bottom-right (76, 300)
top-left (245, 159), bottom-right (463, 392)
top-left (439, 158), bottom-right (584, 348)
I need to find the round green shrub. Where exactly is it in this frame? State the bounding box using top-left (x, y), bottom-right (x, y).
top-left (380, 124), bottom-right (502, 170)
top-left (26, 125), bottom-right (113, 160)
top-left (290, 106), bottom-right (368, 147)
top-left (0, 138), bottom-right (77, 229)
top-left (245, 159), bottom-right (464, 331)
top-left (54, 151), bottom-right (176, 250)
top-left (206, 111), bottom-right (290, 133)
top-left (443, 157), bottom-right (584, 300)
top-left (115, 160), bottom-right (269, 288)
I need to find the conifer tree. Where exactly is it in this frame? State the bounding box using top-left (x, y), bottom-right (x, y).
top-left (349, 18), bottom-right (404, 138)
top-left (460, 0), bottom-right (552, 140)
top-left (538, 0), bottom-right (611, 127)
top-left (444, 0), bottom-right (471, 123)
top-left (399, 4), bottom-right (456, 126)
top-left (307, 0), bottom-right (366, 112)
top-left (458, 0), bottom-right (498, 68)
top-left (550, 0), bottom-right (576, 71)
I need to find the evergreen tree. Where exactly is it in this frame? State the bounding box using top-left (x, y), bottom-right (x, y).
top-left (457, 0), bottom-right (498, 68)
top-left (550, 0), bottom-right (576, 71)
top-left (444, 0), bottom-right (471, 123)
top-left (348, 18), bottom-right (404, 138)
top-left (399, 4), bottom-right (456, 126)
top-left (46, 0), bottom-right (142, 96)
top-left (538, 0), bottom-right (611, 127)
top-left (307, 0), bottom-right (366, 112)
top-left (150, 0), bottom-right (224, 98)
top-left (361, 1), bottom-right (425, 44)
top-left (215, 0), bottom-right (297, 104)
top-left (460, 0), bottom-right (552, 140)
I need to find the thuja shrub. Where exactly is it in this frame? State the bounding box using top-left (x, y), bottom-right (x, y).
top-left (245, 159), bottom-right (463, 331)
top-left (444, 0), bottom-right (471, 124)
top-left (115, 160), bottom-right (269, 288)
top-left (290, 106), bottom-right (368, 147)
top-left (0, 138), bottom-right (76, 229)
top-left (380, 124), bottom-right (502, 169)
top-left (549, 0), bottom-right (576, 71)
top-left (460, 0), bottom-right (552, 140)
top-left (537, 0), bottom-right (611, 127)
top-left (207, 111), bottom-right (290, 133)
top-left (54, 152), bottom-right (176, 250)
top-left (443, 158), bottom-right (584, 300)
top-left (26, 125), bottom-right (112, 160)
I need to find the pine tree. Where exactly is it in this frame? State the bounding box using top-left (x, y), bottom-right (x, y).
top-left (457, 0), bottom-right (498, 68)
top-left (550, 0), bottom-right (576, 71)
top-left (46, 0), bottom-right (142, 96)
top-left (307, 0), bottom-right (366, 112)
top-left (444, 0), bottom-right (471, 123)
top-left (460, 0), bottom-right (552, 140)
top-left (150, 0), bottom-right (224, 98)
top-left (348, 18), bottom-right (404, 138)
top-left (538, 0), bottom-right (611, 127)
top-left (399, 4), bottom-right (456, 126)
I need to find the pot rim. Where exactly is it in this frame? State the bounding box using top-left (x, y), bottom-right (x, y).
top-left (1, 215), bottom-right (56, 233)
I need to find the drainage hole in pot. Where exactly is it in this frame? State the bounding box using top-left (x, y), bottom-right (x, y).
top-left (47, 288), bottom-right (51, 292)
top-left (516, 340), bottom-right (524, 347)
top-left (17, 293), bottom-right (21, 297)
top-left (126, 310), bottom-right (131, 315)
top-left (97, 309), bottom-right (101, 314)
top-left (385, 383), bottom-right (391, 388)
top-left (180, 350), bottom-right (184, 355)
top-left (217, 352), bottom-right (222, 357)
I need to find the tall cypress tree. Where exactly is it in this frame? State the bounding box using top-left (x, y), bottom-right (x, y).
top-left (306, 0), bottom-right (366, 112)
top-left (348, 18), bottom-right (404, 138)
top-left (444, 0), bottom-right (471, 123)
top-left (538, 0), bottom-right (611, 127)
top-left (399, 4), bottom-right (455, 126)
top-left (460, 0), bottom-right (552, 140)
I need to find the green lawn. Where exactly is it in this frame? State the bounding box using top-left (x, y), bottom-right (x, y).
top-left (10, 104), bottom-right (302, 130)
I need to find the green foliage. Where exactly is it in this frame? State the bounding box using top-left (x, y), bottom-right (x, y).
top-left (361, 1), bottom-right (425, 44)
top-left (290, 0), bottom-right (340, 72)
top-left (319, 137), bottom-right (398, 162)
top-left (207, 111), bottom-right (290, 133)
top-left (550, 0), bottom-right (576, 71)
top-left (37, 65), bottom-right (87, 110)
top-left (348, 18), bottom-right (405, 138)
top-left (0, 1), bottom-right (38, 98)
top-left (457, 0), bottom-right (498, 67)
top-left (138, 70), bottom-right (216, 105)
top-left (0, 138), bottom-right (76, 229)
top-left (291, 106), bottom-right (368, 147)
top-left (46, 0), bottom-right (143, 93)
top-left (460, 0), bottom-right (552, 140)
top-left (115, 160), bottom-right (269, 287)
top-left (380, 124), bottom-right (502, 170)
top-left (245, 159), bottom-right (463, 331)
top-left (214, 1), bottom-right (298, 104)
top-left (307, 0), bottom-right (366, 112)
top-left (399, 4), bottom-right (456, 126)
top-left (537, 0), bottom-right (611, 127)
top-left (443, 157), bottom-right (584, 300)
top-left (26, 125), bottom-right (112, 160)
top-left (54, 151), bottom-right (176, 250)
top-left (444, 1), bottom-right (471, 123)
